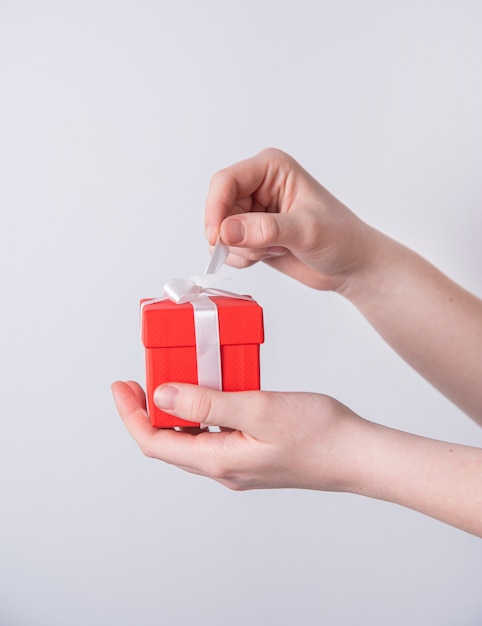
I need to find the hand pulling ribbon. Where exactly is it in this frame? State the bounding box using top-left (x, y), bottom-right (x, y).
top-left (141, 239), bottom-right (251, 426)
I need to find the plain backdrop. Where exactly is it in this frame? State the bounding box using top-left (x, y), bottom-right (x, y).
top-left (1, 1), bottom-right (482, 625)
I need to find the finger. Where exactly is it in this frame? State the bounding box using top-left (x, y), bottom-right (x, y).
top-left (220, 210), bottom-right (317, 253)
top-left (153, 383), bottom-right (277, 436)
top-left (222, 252), bottom-right (257, 269)
top-left (204, 148), bottom-right (294, 245)
top-left (111, 381), bottom-right (156, 444)
top-left (205, 158), bottom-right (267, 245)
top-left (221, 247), bottom-right (288, 269)
top-left (125, 380), bottom-right (147, 409)
top-left (112, 381), bottom-right (213, 468)
top-left (208, 243), bottom-right (287, 260)
top-left (224, 247), bottom-right (331, 289)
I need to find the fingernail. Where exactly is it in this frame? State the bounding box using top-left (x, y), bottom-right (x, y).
top-left (224, 219), bottom-right (245, 244)
top-left (154, 385), bottom-right (179, 410)
top-left (205, 224), bottom-right (216, 245)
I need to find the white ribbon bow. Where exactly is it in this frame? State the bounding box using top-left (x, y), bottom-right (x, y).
top-left (162, 237), bottom-right (232, 304)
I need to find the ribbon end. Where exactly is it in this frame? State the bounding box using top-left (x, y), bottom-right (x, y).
top-left (205, 237), bottom-right (229, 275)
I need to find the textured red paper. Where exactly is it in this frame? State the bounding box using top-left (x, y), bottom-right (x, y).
top-left (141, 296), bottom-right (264, 428)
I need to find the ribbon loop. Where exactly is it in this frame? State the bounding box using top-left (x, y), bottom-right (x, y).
top-left (163, 277), bottom-right (201, 304)
top-left (159, 241), bottom-right (232, 304)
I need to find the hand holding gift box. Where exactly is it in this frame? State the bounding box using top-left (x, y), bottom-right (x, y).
top-left (141, 239), bottom-right (264, 428)
top-left (113, 148), bottom-right (482, 538)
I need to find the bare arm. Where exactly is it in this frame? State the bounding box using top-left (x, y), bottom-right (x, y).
top-left (342, 233), bottom-right (482, 423)
top-left (205, 148), bottom-right (482, 423)
top-left (367, 419), bottom-right (482, 537)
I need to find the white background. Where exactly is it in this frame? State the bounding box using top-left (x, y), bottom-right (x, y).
top-left (1, 1), bottom-right (482, 625)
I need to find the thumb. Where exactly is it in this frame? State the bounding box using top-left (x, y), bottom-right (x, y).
top-left (220, 212), bottom-right (312, 252)
top-left (153, 383), bottom-right (275, 435)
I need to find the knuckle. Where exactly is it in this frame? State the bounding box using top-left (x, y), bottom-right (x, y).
top-left (189, 388), bottom-right (215, 425)
top-left (206, 456), bottom-right (231, 481)
top-left (258, 146), bottom-right (287, 162)
top-left (210, 169), bottom-right (236, 194)
top-left (209, 168), bottom-right (228, 185)
top-left (250, 390), bottom-right (273, 419)
top-left (228, 252), bottom-right (256, 269)
top-left (242, 249), bottom-right (264, 263)
top-left (226, 482), bottom-right (244, 492)
top-left (139, 436), bottom-right (156, 459)
top-left (257, 214), bottom-right (279, 245)
top-left (204, 439), bottom-right (235, 482)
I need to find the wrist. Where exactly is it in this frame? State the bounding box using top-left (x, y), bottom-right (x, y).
top-left (335, 418), bottom-right (383, 497)
top-left (302, 399), bottom-right (381, 496)
top-left (334, 226), bottom-right (399, 302)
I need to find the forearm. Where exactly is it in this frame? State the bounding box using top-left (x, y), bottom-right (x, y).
top-left (352, 420), bottom-right (482, 537)
top-left (341, 230), bottom-right (482, 423)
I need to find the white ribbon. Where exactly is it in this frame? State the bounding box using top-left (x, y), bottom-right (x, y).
top-left (142, 239), bottom-right (251, 428)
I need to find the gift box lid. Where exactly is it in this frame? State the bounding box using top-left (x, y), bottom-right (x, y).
top-left (141, 296), bottom-right (264, 348)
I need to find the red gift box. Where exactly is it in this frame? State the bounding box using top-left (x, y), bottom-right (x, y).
top-left (141, 295), bottom-right (264, 428)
